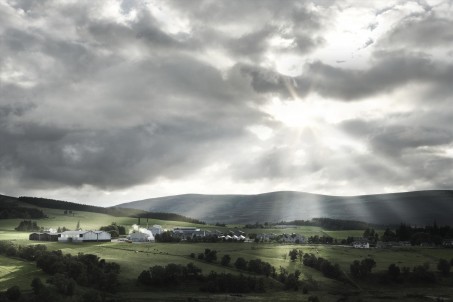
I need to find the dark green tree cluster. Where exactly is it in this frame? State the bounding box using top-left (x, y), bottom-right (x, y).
top-left (307, 235), bottom-right (334, 244)
top-left (288, 249), bottom-right (303, 262)
top-left (0, 206), bottom-right (47, 219)
top-left (138, 212), bottom-right (205, 224)
top-left (363, 228), bottom-right (379, 244)
top-left (392, 223), bottom-right (453, 245)
top-left (437, 258), bottom-right (451, 276)
top-left (220, 254), bottom-right (231, 266)
top-left (200, 272), bottom-right (265, 293)
top-left (0, 241), bottom-right (46, 259)
top-left (380, 263), bottom-right (437, 284)
top-left (47, 273), bottom-right (77, 296)
top-left (0, 241), bottom-right (120, 301)
top-left (276, 267), bottom-right (301, 290)
top-left (100, 222), bottom-right (126, 238)
top-left (137, 263), bottom-right (202, 287)
top-left (381, 228), bottom-right (397, 242)
top-left (276, 218), bottom-right (374, 230)
top-left (14, 220), bottom-right (41, 231)
top-left (303, 254), bottom-right (343, 280)
top-left (380, 260), bottom-right (451, 284)
top-left (234, 257), bottom-right (275, 277)
top-left (411, 263), bottom-right (437, 283)
top-left (350, 258), bottom-right (376, 278)
top-left (154, 231), bottom-right (181, 242)
top-left (36, 251), bottom-right (120, 292)
top-left (187, 235), bottom-right (221, 243)
top-left (56, 226), bottom-right (70, 233)
top-left (202, 249), bottom-right (217, 262)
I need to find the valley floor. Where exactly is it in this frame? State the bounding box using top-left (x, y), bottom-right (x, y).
top-left (1, 235), bottom-right (453, 301)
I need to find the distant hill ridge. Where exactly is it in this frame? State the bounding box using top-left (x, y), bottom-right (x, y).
top-left (115, 190), bottom-right (453, 225)
top-left (0, 195), bottom-right (205, 224)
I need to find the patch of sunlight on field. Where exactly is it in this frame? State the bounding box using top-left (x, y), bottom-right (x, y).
top-left (0, 208), bottom-right (207, 237)
top-left (308, 245), bottom-right (450, 273)
top-left (0, 231), bottom-right (29, 241)
top-left (0, 256), bottom-right (46, 291)
top-left (0, 219), bottom-right (23, 231)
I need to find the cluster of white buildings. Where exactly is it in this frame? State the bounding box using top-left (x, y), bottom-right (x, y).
top-left (256, 233), bottom-right (305, 244)
top-left (29, 230), bottom-right (112, 243)
top-left (127, 224), bottom-right (163, 242)
top-left (126, 225), bottom-right (248, 242)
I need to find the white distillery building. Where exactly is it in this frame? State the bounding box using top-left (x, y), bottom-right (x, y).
top-left (149, 225), bottom-right (163, 236)
top-left (128, 231), bottom-right (154, 242)
top-left (58, 231), bottom-right (111, 243)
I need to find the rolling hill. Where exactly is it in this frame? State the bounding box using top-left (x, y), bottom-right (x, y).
top-left (115, 190), bottom-right (453, 225)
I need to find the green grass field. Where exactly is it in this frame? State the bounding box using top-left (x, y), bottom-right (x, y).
top-left (3, 239), bottom-right (453, 301)
top-left (1, 211), bottom-right (453, 301)
top-left (0, 255), bottom-right (47, 292)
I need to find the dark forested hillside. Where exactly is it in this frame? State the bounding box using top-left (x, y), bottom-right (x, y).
top-left (0, 195), bottom-right (47, 219)
top-left (18, 196), bottom-right (146, 217)
top-left (277, 218), bottom-right (377, 230)
top-left (116, 190), bottom-right (453, 225)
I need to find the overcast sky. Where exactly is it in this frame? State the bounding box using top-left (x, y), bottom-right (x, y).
top-left (1, 0), bottom-right (453, 206)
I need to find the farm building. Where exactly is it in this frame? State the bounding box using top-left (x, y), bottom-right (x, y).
top-left (29, 232), bottom-right (60, 241)
top-left (443, 239), bottom-right (453, 247)
top-left (128, 231), bottom-right (154, 242)
top-left (352, 240), bottom-right (370, 249)
top-left (149, 225), bottom-right (163, 236)
top-left (58, 230), bottom-right (111, 243)
top-left (173, 227), bottom-right (200, 239)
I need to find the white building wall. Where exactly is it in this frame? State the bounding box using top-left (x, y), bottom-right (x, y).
top-left (95, 231), bottom-right (111, 241)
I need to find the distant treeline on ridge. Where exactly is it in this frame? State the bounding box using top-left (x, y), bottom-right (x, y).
top-left (0, 195), bottom-right (47, 219)
top-left (18, 196), bottom-right (205, 224)
top-left (19, 196), bottom-right (145, 217)
top-left (137, 212), bottom-right (205, 225)
top-left (0, 206), bottom-right (47, 219)
top-left (276, 218), bottom-right (381, 230)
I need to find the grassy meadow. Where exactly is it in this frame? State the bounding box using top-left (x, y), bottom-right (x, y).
top-left (1, 209), bottom-right (453, 301)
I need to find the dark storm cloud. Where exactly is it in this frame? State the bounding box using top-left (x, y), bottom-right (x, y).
top-left (2, 0), bottom-right (290, 190)
top-left (2, 0), bottom-right (453, 199)
top-left (0, 54), bottom-right (267, 189)
top-left (337, 112), bottom-right (453, 191)
top-left (243, 50), bottom-right (453, 101)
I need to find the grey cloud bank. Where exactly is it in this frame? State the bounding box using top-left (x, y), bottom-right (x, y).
top-left (1, 0), bottom-right (452, 205)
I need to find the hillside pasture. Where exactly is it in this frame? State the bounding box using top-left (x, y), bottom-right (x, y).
top-left (0, 255), bottom-right (47, 291)
top-left (0, 208), bottom-right (207, 236)
top-left (2, 237), bottom-right (453, 301)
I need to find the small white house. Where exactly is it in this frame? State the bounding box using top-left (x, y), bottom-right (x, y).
top-left (58, 231), bottom-right (111, 243)
top-left (353, 241), bottom-right (370, 249)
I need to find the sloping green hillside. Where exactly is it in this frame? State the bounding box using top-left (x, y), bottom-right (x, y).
top-left (116, 190), bottom-right (453, 225)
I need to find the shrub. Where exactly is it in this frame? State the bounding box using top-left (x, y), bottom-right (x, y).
top-left (6, 286), bottom-right (21, 301)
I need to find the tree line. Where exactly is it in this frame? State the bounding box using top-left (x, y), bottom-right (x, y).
top-left (18, 196), bottom-right (145, 217)
top-left (137, 262), bottom-right (266, 293)
top-left (0, 240), bottom-right (120, 302)
top-left (276, 218), bottom-right (379, 230)
top-left (187, 248), bottom-right (321, 292)
top-left (380, 223), bottom-right (453, 245)
top-left (137, 213), bottom-right (205, 225)
top-left (18, 196), bottom-right (206, 224)
top-left (0, 206), bottom-right (47, 219)
top-left (14, 220), bottom-right (41, 232)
